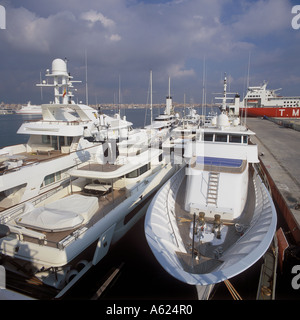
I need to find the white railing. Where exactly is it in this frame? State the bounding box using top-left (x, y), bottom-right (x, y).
top-left (165, 166), bottom-right (186, 248)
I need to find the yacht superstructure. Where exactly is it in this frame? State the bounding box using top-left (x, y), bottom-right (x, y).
top-left (0, 59), bottom-right (133, 209)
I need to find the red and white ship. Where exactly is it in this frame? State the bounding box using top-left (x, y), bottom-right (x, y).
top-left (239, 82), bottom-right (300, 118)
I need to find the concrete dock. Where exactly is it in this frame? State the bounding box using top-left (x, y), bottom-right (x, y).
top-left (246, 117), bottom-right (300, 245)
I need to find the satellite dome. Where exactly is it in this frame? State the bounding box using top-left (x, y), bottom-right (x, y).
top-left (52, 58), bottom-right (68, 76)
top-left (217, 113), bottom-right (230, 129)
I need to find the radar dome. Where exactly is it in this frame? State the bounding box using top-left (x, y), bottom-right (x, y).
top-left (52, 58), bottom-right (68, 76)
top-left (217, 113), bottom-right (230, 129)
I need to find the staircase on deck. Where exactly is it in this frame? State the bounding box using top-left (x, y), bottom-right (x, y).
top-left (207, 172), bottom-right (220, 206)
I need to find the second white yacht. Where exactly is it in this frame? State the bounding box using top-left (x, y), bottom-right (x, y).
top-left (145, 76), bottom-right (277, 290)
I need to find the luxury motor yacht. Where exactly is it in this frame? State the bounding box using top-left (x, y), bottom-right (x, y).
top-left (145, 74), bottom-right (179, 145)
top-left (0, 58), bottom-right (133, 210)
top-left (162, 106), bottom-right (202, 164)
top-left (0, 117), bottom-right (177, 298)
top-left (145, 76), bottom-right (277, 290)
top-left (15, 102), bottom-right (42, 115)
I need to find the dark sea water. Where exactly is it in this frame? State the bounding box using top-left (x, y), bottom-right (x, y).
top-left (0, 107), bottom-right (298, 301)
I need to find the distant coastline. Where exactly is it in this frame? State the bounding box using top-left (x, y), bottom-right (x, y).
top-left (0, 102), bottom-right (217, 114)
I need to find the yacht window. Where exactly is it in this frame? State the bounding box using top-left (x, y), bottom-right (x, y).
top-left (42, 135), bottom-right (51, 145)
top-left (41, 169), bottom-right (66, 187)
top-left (59, 136), bottom-right (65, 148)
top-left (229, 135), bottom-right (242, 143)
top-left (215, 134), bottom-right (228, 142)
top-left (140, 163), bottom-right (150, 175)
top-left (44, 173), bottom-right (55, 186)
top-left (55, 171), bottom-right (61, 181)
top-left (204, 133), bottom-right (214, 141)
top-left (67, 137), bottom-right (73, 146)
top-left (52, 136), bottom-right (58, 150)
top-left (126, 169), bottom-right (138, 179)
top-left (0, 184), bottom-right (27, 202)
top-left (126, 163), bottom-right (150, 178)
top-left (243, 135), bottom-right (248, 144)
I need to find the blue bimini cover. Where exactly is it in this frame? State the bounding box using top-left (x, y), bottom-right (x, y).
top-left (196, 156), bottom-right (243, 168)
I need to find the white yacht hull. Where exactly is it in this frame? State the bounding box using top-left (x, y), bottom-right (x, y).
top-left (0, 162), bottom-right (176, 292)
top-left (145, 165), bottom-right (277, 285)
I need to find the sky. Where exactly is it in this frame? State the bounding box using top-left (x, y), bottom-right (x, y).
top-left (0, 0), bottom-right (300, 105)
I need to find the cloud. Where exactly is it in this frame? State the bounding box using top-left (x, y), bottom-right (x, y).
top-left (80, 10), bottom-right (115, 28)
top-left (4, 7), bottom-right (78, 53)
top-left (230, 0), bottom-right (292, 38)
top-left (0, 0), bottom-right (299, 104)
top-left (167, 64), bottom-right (196, 79)
top-left (108, 34), bottom-right (122, 42)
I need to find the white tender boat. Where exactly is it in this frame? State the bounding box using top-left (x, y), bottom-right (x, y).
top-left (0, 58), bottom-right (133, 210)
top-left (145, 76), bottom-right (277, 287)
top-left (15, 102), bottom-right (42, 115)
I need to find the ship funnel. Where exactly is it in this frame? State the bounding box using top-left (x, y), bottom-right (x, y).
top-left (165, 77), bottom-right (172, 115)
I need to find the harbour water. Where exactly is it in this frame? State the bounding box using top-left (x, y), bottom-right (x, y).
top-left (0, 107), bottom-right (298, 300)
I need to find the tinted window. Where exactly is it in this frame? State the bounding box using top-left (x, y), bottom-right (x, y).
top-left (204, 133), bottom-right (214, 141)
top-left (229, 135), bottom-right (241, 143)
top-left (215, 134), bottom-right (227, 142)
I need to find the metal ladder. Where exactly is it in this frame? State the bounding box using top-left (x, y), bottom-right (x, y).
top-left (207, 172), bottom-right (220, 206)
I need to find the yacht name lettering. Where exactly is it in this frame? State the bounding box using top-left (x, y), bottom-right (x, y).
top-left (292, 109), bottom-right (300, 117)
top-left (292, 5), bottom-right (300, 30)
top-left (278, 108), bottom-right (300, 117)
top-left (106, 304), bottom-right (140, 318)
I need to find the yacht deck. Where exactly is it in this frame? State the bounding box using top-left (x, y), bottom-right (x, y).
top-left (174, 168), bottom-right (256, 274)
top-left (0, 151), bottom-right (66, 175)
top-left (77, 162), bottom-right (121, 173)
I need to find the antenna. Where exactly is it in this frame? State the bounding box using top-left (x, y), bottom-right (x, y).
top-left (85, 50), bottom-right (88, 105)
top-left (150, 70), bottom-right (153, 126)
top-left (202, 56), bottom-right (206, 123)
top-left (184, 92), bottom-right (186, 129)
top-left (40, 71), bottom-right (43, 101)
top-left (118, 74), bottom-right (121, 116)
top-left (247, 52), bottom-right (251, 89)
top-left (221, 73), bottom-right (227, 112)
top-left (245, 52), bottom-right (251, 125)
